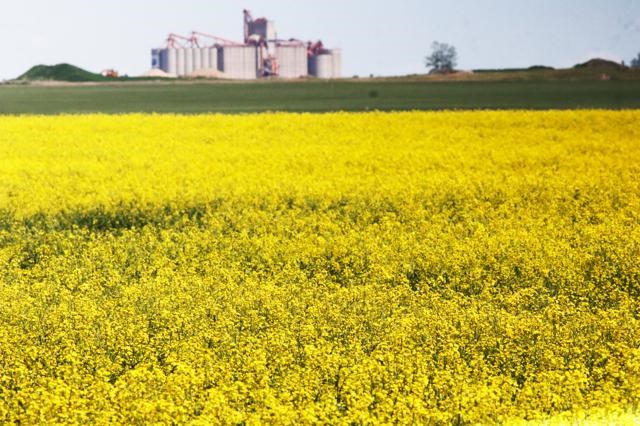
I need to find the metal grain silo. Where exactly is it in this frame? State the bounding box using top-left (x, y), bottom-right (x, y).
top-left (185, 48), bottom-right (195, 75)
top-left (331, 49), bottom-right (342, 78)
top-left (158, 49), bottom-right (168, 72)
top-left (243, 46), bottom-right (258, 79)
top-left (309, 54), bottom-right (334, 79)
top-left (276, 45), bottom-right (308, 78)
top-left (151, 49), bottom-right (162, 69)
top-left (218, 45), bottom-right (257, 79)
top-left (217, 47), bottom-right (224, 73)
top-left (193, 48), bottom-right (202, 71)
top-left (209, 48), bottom-right (218, 71)
top-left (201, 48), bottom-right (211, 70)
top-left (167, 48), bottom-right (178, 75)
top-left (308, 55), bottom-right (315, 77)
top-left (176, 48), bottom-right (186, 76)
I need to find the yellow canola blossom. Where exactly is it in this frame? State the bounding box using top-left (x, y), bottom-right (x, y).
top-left (0, 111), bottom-right (639, 424)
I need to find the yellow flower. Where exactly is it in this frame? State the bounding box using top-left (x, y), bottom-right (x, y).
top-left (0, 111), bottom-right (638, 424)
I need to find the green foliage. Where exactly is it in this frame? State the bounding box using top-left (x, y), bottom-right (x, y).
top-left (2, 80), bottom-right (640, 114)
top-left (17, 63), bottom-right (110, 83)
top-left (425, 41), bottom-right (458, 74)
top-left (573, 58), bottom-right (627, 70)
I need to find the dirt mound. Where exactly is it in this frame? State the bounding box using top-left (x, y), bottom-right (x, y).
top-left (188, 69), bottom-right (230, 79)
top-left (141, 69), bottom-right (177, 78)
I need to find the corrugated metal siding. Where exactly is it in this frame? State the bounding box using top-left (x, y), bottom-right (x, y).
top-left (309, 54), bottom-right (334, 79)
top-left (167, 49), bottom-right (178, 75)
top-left (276, 45), bottom-right (308, 78)
top-left (218, 46), bottom-right (258, 79)
top-left (209, 48), bottom-right (218, 71)
top-left (177, 48), bottom-right (186, 76)
top-left (201, 48), bottom-right (211, 70)
top-left (331, 49), bottom-right (342, 78)
top-left (248, 21), bottom-right (276, 41)
top-left (193, 48), bottom-right (203, 71)
top-left (151, 49), bottom-right (162, 69)
top-left (185, 48), bottom-right (195, 75)
top-left (159, 50), bottom-right (167, 72)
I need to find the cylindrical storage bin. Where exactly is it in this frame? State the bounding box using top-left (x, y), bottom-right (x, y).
top-left (310, 54), bottom-right (333, 78)
top-left (185, 48), bottom-right (195, 75)
top-left (159, 49), bottom-right (168, 72)
top-left (168, 49), bottom-right (178, 75)
top-left (151, 49), bottom-right (162, 69)
top-left (177, 48), bottom-right (186, 76)
top-left (331, 49), bottom-right (342, 78)
top-left (201, 48), bottom-right (211, 70)
top-left (193, 48), bottom-right (202, 72)
top-left (210, 48), bottom-right (218, 71)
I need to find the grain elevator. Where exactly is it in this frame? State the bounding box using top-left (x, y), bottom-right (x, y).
top-left (150, 9), bottom-right (341, 79)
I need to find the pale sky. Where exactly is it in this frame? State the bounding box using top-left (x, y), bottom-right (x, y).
top-left (0, 0), bottom-right (638, 80)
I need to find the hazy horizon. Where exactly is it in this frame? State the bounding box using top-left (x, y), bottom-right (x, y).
top-left (0, 0), bottom-right (638, 80)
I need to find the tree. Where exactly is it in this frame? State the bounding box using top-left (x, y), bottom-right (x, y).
top-left (631, 53), bottom-right (640, 69)
top-left (425, 42), bottom-right (458, 74)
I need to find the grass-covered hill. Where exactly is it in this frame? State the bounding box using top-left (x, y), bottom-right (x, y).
top-left (17, 64), bottom-right (109, 83)
top-left (404, 58), bottom-right (640, 82)
top-left (573, 58), bottom-right (628, 71)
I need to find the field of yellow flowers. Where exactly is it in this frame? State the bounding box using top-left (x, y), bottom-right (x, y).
top-left (0, 111), bottom-right (639, 424)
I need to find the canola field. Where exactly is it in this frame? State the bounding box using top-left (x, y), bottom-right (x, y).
top-left (0, 111), bottom-right (639, 424)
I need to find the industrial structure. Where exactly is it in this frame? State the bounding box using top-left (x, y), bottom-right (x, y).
top-left (151, 10), bottom-right (341, 79)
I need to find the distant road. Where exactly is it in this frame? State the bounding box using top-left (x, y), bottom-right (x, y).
top-left (1, 80), bottom-right (640, 114)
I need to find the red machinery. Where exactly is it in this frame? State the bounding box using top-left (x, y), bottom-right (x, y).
top-left (191, 32), bottom-right (243, 47)
top-left (243, 9), bottom-right (280, 77)
top-left (101, 69), bottom-right (119, 78)
top-left (307, 41), bottom-right (325, 56)
top-left (243, 9), bottom-right (253, 43)
top-left (167, 32), bottom-right (243, 49)
top-left (166, 33), bottom-right (198, 48)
